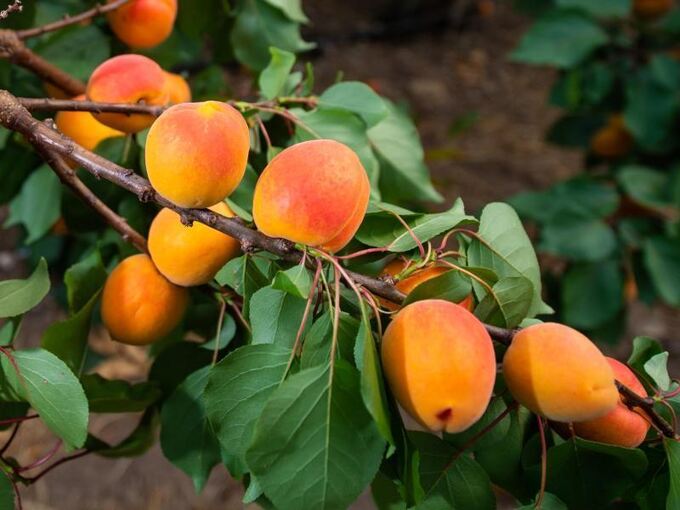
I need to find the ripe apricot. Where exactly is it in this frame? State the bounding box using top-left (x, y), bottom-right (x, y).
top-left (253, 140), bottom-right (370, 253)
top-left (101, 254), bottom-right (188, 345)
top-left (634, 0), bottom-right (674, 19)
top-left (148, 202), bottom-right (240, 286)
top-left (555, 358), bottom-right (650, 448)
top-left (503, 323), bottom-right (618, 422)
top-left (163, 71), bottom-right (192, 104)
top-left (591, 115), bottom-right (633, 159)
top-left (86, 54), bottom-right (169, 133)
top-left (145, 101), bottom-right (250, 208)
top-left (380, 259), bottom-right (475, 312)
top-left (107, 0), bottom-right (177, 49)
top-left (381, 299), bottom-right (496, 433)
top-left (55, 95), bottom-right (124, 152)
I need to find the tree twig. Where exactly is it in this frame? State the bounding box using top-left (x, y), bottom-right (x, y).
top-left (616, 380), bottom-right (679, 440)
top-left (19, 97), bottom-right (167, 116)
top-left (17, 0), bottom-right (130, 39)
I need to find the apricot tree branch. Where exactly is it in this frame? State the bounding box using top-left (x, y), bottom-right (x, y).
top-left (616, 380), bottom-right (679, 440)
top-left (0, 30), bottom-right (85, 96)
top-left (16, 0), bottom-right (130, 39)
top-left (19, 97), bottom-right (167, 116)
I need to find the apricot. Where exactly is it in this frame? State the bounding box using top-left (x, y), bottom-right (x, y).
top-left (503, 323), bottom-right (618, 422)
top-left (43, 82), bottom-right (69, 100)
top-left (555, 358), bottom-right (650, 448)
top-left (101, 254), bottom-right (188, 345)
top-left (633, 0), bottom-right (674, 19)
top-left (380, 259), bottom-right (475, 312)
top-left (591, 115), bottom-right (633, 159)
top-left (107, 0), bottom-right (177, 49)
top-left (86, 54), bottom-right (169, 133)
top-left (145, 101), bottom-right (249, 208)
top-left (253, 140), bottom-right (370, 253)
top-left (148, 202), bottom-right (240, 286)
top-left (163, 71), bottom-right (192, 104)
top-left (381, 299), bottom-right (496, 433)
top-left (55, 95), bottom-right (124, 152)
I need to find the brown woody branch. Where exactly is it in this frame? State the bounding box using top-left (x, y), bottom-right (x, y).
top-left (0, 89), bottom-right (676, 440)
top-left (616, 380), bottom-right (679, 440)
top-left (19, 97), bottom-right (167, 116)
top-left (16, 0), bottom-right (130, 39)
top-left (0, 30), bottom-right (85, 96)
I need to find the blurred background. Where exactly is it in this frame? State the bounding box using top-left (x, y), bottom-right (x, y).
top-left (1, 0), bottom-right (679, 508)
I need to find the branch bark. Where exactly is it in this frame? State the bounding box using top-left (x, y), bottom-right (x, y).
top-left (616, 380), bottom-right (679, 440)
top-left (19, 97), bottom-right (167, 116)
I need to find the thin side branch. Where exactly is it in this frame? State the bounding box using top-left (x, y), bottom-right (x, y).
top-left (17, 0), bottom-right (130, 39)
top-left (19, 97), bottom-right (166, 116)
top-left (616, 380), bottom-right (679, 440)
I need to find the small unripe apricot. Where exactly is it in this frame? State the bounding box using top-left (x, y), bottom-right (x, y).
top-left (633, 0), bottom-right (674, 19)
top-left (253, 140), bottom-right (370, 253)
top-left (55, 95), bottom-right (124, 152)
top-left (107, 0), bottom-right (177, 49)
top-left (101, 254), bottom-right (188, 345)
top-left (145, 101), bottom-right (250, 208)
top-left (163, 71), bottom-right (192, 104)
top-left (148, 202), bottom-right (240, 286)
top-left (380, 260), bottom-right (475, 312)
top-left (503, 323), bottom-right (618, 422)
top-left (591, 115), bottom-right (633, 159)
top-left (555, 358), bottom-right (650, 448)
top-left (381, 299), bottom-right (496, 433)
top-left (86, 54), bottom-right (169, 133)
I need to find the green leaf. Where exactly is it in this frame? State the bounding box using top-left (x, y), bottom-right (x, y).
top-left (466, 203), bottom-right (552, 318)
top-left (231, 0), bottom-right (313, 71)
top-left (0, 349), bottom-right (88, 450)
top-left (82, 374), bottom-right (161, 413)
top-left (35, 25), bottom-right (110, 81)
top-left (474, 276), bottom-right (534, 328)
top-left (372, 472), bottom-right (407, 510)
top-left (272, 264), bottom-right (312, 298)
top-left (403, 270), bottom-right (472, 305)
top-left (200, 313), bottom-right (237, 351)
top-left (300, 311), bottom-right (358, 369)
top-left (64, 250), bottom-right (107, 314)
top-left (205, 344), bottom-right (290, 463)
top-left (161, 367), bottom-right (220, 493)
top-left (644, 352), bottom-right (671, 391)
top-left (511, 10), bottom-right (608, 68)
top-left (561, 260), bottom-right (624, 330)
top-left (618, 166), bottom-right (674, 210)
top-left (410, 432), bottom-right (495, 509)
top-left (246, 361), bottom-right (385, 510)
top-left (0, 471), bottom-right (15, 510)
top-left (643, 237), bottom-right (680, 306)
top-left (444, 398), bottom-right (512, 452)
top-left (259, 47), bottom-right (296, 100)
top-left (249, 286), bottom-right (309, 347)
top-left (517, 492), bottom-right (568, 510)
top-left (319, 81), bottom-right (389, 127)
top-left (368, 100), bottom-right (442, 203)
top-left (540, 220), bottom-right (618, 261)
top-left (41, 291), bottom-right (99, 374)
top-left (628, 336), bottom-right (664, 375)
top-left (665, 438), bottom-right (680, 510)
top-left (5, 166), bottom-right (61, 244)
top-left (357, 201), bottom-right (475, 252)
top-left (555, 0), bottom-right (631, 18)
top-left (0, 258), bottom-right (50, 318)
top-left (264, 0), bottom-right (309, 22)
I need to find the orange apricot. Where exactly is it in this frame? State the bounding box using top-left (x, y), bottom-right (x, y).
top-left (148, 202), bottom-right (240, 286)
top-left (55, 95), bottom-right (124, 152)
top-left (107, 0), bottom-right (177, 49)
top-left (381, 299), bottom-right (496, 433)
top-left (253, 140), bottom-right (370, 253)
top-left (591, 115), bottom-right (633, 159)
top-left (86, 54), bottom-right (168, 133)
top-left (163, 71), bottom-right (192, 104)
top-left (633, 0), bottom-right (674, 19)
top-left (380, 259), bottom-right (475, 311)
top-left (555, 358), bottom-right (650, 447)
top-left (145, 101), bottom-right (250, 208)
top-left (101, 254), bottom-right (188, 345)
top-left (503, 323), bottom-right (619, 422)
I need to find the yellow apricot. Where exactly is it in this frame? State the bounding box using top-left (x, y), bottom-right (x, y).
top-left (107, 0), bottom-right (177, 49)
top-left (381, 299), bottom-right (496, 433)
top-left (503, 323), bottom-right (619, 422)
top-left (148, 202), bottom-right (240, 286)
top-left (163, 71), bottom-right (192, 104)
top-left (55, 95), bottom-right (124, 152)
top-left (101, 254), bottom-right (188, 345)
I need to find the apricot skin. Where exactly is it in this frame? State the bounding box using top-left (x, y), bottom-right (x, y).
top-left (86, 54), bottom-right (168, 133)
top-left (55, 95), bottom-right (124, 152)
top-left (253, 140), bottom-right (370, 253)
top-left (381, 299), bottom-right (496, 433)
top-left (163, 71), bottom-right (192, 104)
top-left (148, 202), bottom-right (240, 287)
top-left (381, 260), bottom-right (475, 311)
top-left (554, 358), bottom-right (650, 448)
top-left (503, 323), bottom-right (619, 422)
top-left (101, 254), bottom-right (188, 345)
top-left (591, 115), bottom-right (633, 159)
top-left (107, 0), bottom-right (177, 49)
top-left (145, 101), bottom-right (250, 208)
